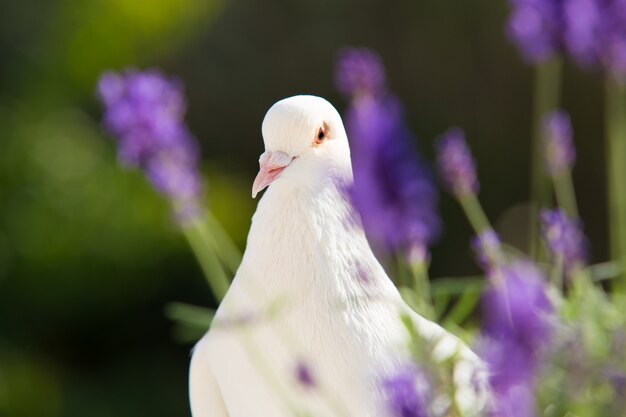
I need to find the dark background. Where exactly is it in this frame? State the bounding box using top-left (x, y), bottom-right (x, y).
top-left (0, 0), bottom-right (608, 416)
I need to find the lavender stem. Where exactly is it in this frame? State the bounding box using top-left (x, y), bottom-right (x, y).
top-left (459, 194), bottom-right (491, 234)
top-left (408, 259), bottom-right (435, 320)
top-left (550, 253), bottom-right (564, 292)
top-left (204, 211), bottom-right (242, 273)
top-left (606, 81), bottom-right (626, 294)
top-left (553, 172), bottom-right (579, 219)
top-left (183, 217), bottom-right (231, 300)
top-left (530, 58), bottom-right (563, 259)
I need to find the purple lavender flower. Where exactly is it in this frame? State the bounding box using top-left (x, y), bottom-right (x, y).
top-left (382, 365), bottom-right (430, 417)
top-left (97, 69), bottom-right (202, 220)
top-left (336, 48), bottom-right (441, 256)
top-left (483, 261), bottom-right (554, 348)
top-left (562, 0), bottom-right (603, 67)
top-left (542, 110), bottom-right (576, 175)
top-left (335, 48), bottom-right (386, 98)
top-left (472, 229), bottom-right (504, 270)
top-left (480, 260), bottom-right (554, 417)
top-left (605, 368), bottom-right (626, 397)
top-left (540, 208), bottom-right (588, 268)
top-left (507, 0), bottom-right (563, 63)
top-left (488, 381), bottom-right (536, 417)
top-left (505, 0), bottom-right (626, 78)
top-left (435, 128), bottom-right (479, 198)
top-left (563, 0), bottom-right (626, 80)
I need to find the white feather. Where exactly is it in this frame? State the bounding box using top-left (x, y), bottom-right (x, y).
top-left (190, 95), bottom-right (490, 417)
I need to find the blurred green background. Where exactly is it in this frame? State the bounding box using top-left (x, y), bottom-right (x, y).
top-left (0, 0), bottom-right (609, 416)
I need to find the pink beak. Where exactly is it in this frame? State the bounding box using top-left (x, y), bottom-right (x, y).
top-left (252, 150), bottom-right (294, 198)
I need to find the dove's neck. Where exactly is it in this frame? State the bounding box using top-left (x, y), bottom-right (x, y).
top-left (233, 174), bottom-right (399, 307)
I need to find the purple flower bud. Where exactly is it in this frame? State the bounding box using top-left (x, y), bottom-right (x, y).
top-left (488, 380), bottom-right (536, 417)
top-left (97, 72), bottom-right (126, 107)
top-left (97, 69), bottom-right (202, 221)
top-left (563, 0), bottom-right (626, 80)
top-left (540, 208), bottom-right (588, 268)
top-left (608, 32), bottom-right (626, 78)
top-left (542, 110), bottom-right (576, 175)
top-left (436, 128), bottom-right (479, 198)
top-left (382, 364), bottom-right (430, 417)
top-left (563, 0), bottom-right (603, 68)
top-left (506, 0), bottom-right (562, 63)
top-left (483, 261), bottom-right (554, 349)
top-left (472, 229), bottom-right (504, 270)
top-left (605, 368), bottom-right (626, 398)
top-left (335, 48), bottom-right (387, 98)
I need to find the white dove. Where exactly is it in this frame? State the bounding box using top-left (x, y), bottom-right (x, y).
top-left (189, 95), bottom-right (489, 417)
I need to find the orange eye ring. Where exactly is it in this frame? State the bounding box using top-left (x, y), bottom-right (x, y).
top-left (315, 124), bottom-right (327, 145)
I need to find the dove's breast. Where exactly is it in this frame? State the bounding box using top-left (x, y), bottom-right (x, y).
top-left (196, 187), bottom-right (411, 417)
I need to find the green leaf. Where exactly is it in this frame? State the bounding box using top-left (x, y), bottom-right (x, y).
top-left (430, 276), bottom-right (485, 296)
top-left (165, 302), bottom-right (215, 344)
top-left (433, 291), bottom-right (451, 321)
top-left (165, 302), bottom-right (215, 329)
top-left (586, 261), bottom-right (621, 282)
top-left (398, 286), bottom-right (434, 319)
top-left (442, 283), bottom-right (483, 327)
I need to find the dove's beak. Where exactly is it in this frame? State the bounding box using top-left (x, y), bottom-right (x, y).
top-left (252, 150), bottom-right (294, 198)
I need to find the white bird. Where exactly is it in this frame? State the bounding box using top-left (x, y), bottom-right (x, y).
top-left (189, 95), bottom-right (489, 417)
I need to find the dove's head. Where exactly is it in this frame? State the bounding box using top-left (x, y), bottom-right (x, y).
top-left (252, 95), bottom-right (352, 198)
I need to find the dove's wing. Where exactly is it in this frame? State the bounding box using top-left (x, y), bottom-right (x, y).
top-left (189, 345), bottom-right (229, 417)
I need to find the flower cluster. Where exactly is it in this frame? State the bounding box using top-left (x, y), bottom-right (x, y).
top-left (382, 365), bottom-right (430, 417)
top-left (435, 128), bottom-right (479, 198)
top-left (506, 0), bottom-right (562, 63)
top-left (481, 260), bottom-right (554, 416)
top-left (540, 208), bottom-right (588, 269)
top-left (336, 49), bottom-right (441, 258)
top-left (334, 48), bottom-right (387, 98)
top-left (97, 69), bottom-right (203, 221)
top-left (542, 110), bottom-right (576, 176)
top-left (472, 229), bottom-right (504, 271)
top-left (563, 0), bottom-right (626, 78)
top-left (507, 0), bottom-right (626, 79)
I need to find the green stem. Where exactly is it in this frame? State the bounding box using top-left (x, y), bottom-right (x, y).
top-left (550, 254), bottom-right (564, 293)
top-left (183, 218), bottom-right (231, 301)
top-left (204, 211), bottom-right (242, 273)
top-left (395, 253), bottom-right (408, 287)
top-left (459, 193), bottom-right (491, 234)
top-left (553, 172), bottom-right (579, 218)
top-left (409, 259), bottom-right (435, 319)
top-left (409, 260), bottom-right (431, 302)
top-left (606, 81), bottom-right (626, 294)
top-left (529, 59), bottom-right (563, 259)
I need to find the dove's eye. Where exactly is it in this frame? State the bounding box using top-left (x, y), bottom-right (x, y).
top-left (314, 124), bottom-right (328, 145)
